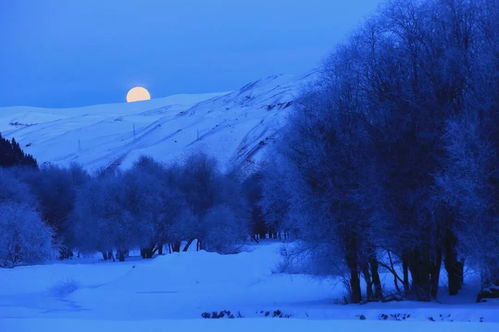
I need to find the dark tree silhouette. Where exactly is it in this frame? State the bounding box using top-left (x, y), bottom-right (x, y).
top-left (0, 133), bottom-right (37, 168)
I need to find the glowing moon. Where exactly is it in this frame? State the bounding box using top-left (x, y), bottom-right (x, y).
top-left (126, 86), bottom-right (151, 103)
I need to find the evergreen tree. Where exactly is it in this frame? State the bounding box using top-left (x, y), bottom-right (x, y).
top-left (0, 133), bottom-right (37, 168)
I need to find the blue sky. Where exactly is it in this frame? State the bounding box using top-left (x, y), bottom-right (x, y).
top-left (0, 0), bottom-right (383, 107)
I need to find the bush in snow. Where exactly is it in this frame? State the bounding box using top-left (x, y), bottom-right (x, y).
top-left (0, 203), bottom-right (54, 267)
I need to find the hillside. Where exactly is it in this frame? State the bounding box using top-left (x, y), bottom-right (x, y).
top-left (0, 73), bottom-right (313, 172)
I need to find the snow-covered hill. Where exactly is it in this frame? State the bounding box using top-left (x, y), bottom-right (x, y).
top-left (0, 73), bottom-right (314, 172)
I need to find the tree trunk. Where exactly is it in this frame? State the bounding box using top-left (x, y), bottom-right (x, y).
top-left (158, 244), bottom-right (164, 255)
top-left (117, 249), bottom-right (126, 262)
top-left (362, 263), bottom-right (373, 300)
top-left (345, 243), bottom-right (361, 303)
top-left (407, 249), bottom-right (441, 301)
top-left (171, 241), bottom-right (181, 253)
top-left (402, 255), bottom-right (410, 295)
top-left (408, 266), bottom-right (431, 300)
top-left (59, 246), bottom-right (73, 260)
top-left (386, 251), bottom-right (401, 294)
top-left (349, 265), bottom-right (362, 303)
top-left (370, 258), bottom-right (383, 300)
top-left (183, 239), bottom-right (195, 252)
top-left (445, 232), bottom-right (464, 295)
top-left (140, 247), bottom-right (155, 259)
top-left (251, 234), bottom-right (260, 243)
top-left (430, 249), bottom-right (442, 299)
top-left (102, 250), bottom-right (114, 261)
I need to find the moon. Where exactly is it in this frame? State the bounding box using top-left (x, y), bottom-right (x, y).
top-left (126, 86), bottom-right (151, 103)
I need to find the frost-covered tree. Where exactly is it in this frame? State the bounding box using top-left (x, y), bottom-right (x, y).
top-left (0, 168), bottom-right (37, 207)
top-left (202, 205), bottom-right (248, 253)
top-left (0, 203), bottom-right (54, 267)
top-left (275, 85), bottom-right (383, 302)
top-left (264, 0), bottom-right (497, 302)
top-left (241, 172), bottom-right (267, 240)
top-left (0, 168), bottom-right (52, 267)
top-left (125, 157), bottom-right (187, 258)
top-left (437, 111), bottom-right (498, 296)
top-left (0, 169), bottom-right (54, 267)
top-left (363, 0), bottom-right (497, 299)
top-left (174, 153), bottom-right (249, 252)
top-left (72, 172), bottom-right (139, 261)
top-left (23, 164), bottom-right (89, 258)
top-left (258, 159), bottom-right (297, 240)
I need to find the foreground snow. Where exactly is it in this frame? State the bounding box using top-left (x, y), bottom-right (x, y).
top-left (0, 242), bottom-right (497, 331)
top-left (1, 318), bottom-right (497, 332)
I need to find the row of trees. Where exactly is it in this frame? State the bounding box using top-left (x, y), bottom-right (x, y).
top-left (0, 153), bottom-right (254, 266)
top-left (259, 0), bottom-right (497, 302)
top-left (72, 155), bottom-right (249, 260)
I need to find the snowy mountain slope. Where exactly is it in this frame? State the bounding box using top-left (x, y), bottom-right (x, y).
top-left (0, 73), bottom-right (314, 172)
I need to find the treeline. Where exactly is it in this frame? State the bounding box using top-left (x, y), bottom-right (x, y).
top-left (259, 0), bottom-right (497, 302)
top-left (0, 154), bottom-right (259, 266)
top-left (72, 155), bottom-right (249, 260)
top-left (0, 133), bottom-right (37, 168)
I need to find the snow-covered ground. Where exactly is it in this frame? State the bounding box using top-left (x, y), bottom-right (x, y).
top-left (0, 242), bottom-right (497, 331)
top-left (0, 73), bottom-right (314, 173)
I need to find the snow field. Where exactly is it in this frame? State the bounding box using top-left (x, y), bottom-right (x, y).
top-left (0, 242), bottom-right (497, 331)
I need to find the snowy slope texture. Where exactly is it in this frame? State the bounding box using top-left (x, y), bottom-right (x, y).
top-left (0, 73), bottom-right (314, 172)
